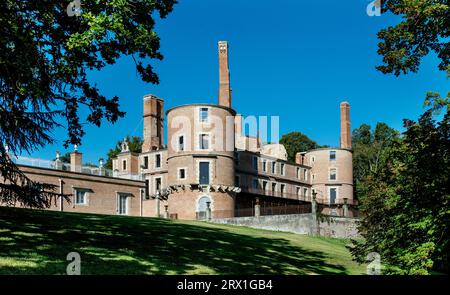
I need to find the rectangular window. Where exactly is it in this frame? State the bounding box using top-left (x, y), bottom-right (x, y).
top-left (252, 178), bottom-right (259, 189)
top-left (297, 167), bottom-right (301, 179)
top-left (280, 184), bottom-right (286, 195)
top-left (143, 156), bottom-right (148, 169)
top-left (304, 169), bottom-right (308, 181)
top-left (280, 163), bottom-right (285, 176)
top-left (179, 168), bottom-right (186, 180)
top-left (122, 160), bottom-right (127, 171)
top-left (118, 194), bottom-right (128, 215)
top-left (200, 107), bottom-right (209, 122)
top-left (145, 179), bottom-right (149, 197)
top-left (262, 181), bottom-right (268, 191)
top-left (199, 162), bottom-right (210, 185)
top-left (272, 182), bottom-right (277, 192)
top-left (330, 188), bottom-right (337, 204)
top-left (330, 168), bottom-right (337, 181)
top-left (199, 134), bottom-right (210, 150)
top-left (155, 154), bottom-right (161, 168)
top-left (75, 190), bottom-right (87, 205)
top-left (304, 188), bottom-right (308, 198)
top-left (330, 151), bottom-right (336, 161)
top-left (262, 160), bottom-right (267, 172)
top-left (296, 187), bottom-right (301, 196)
top-left (155, 178), bottom-right (162, 192)
top-left (178, 136), bottom-right (184, 151)
top-left (252, 156), bottom-right (258, 170)
top-left (271, 162), bottom-right (276, 174)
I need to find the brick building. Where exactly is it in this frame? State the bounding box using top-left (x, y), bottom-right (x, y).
top-left (4, 41), bottom-right (355, 219)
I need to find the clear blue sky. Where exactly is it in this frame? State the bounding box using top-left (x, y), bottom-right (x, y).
top-left (28, 0), bottom-right (448, 164)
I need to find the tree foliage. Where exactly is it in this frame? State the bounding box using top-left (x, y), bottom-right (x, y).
top-left (0, 0), bottom-right (177, 207)
top-left (352, 122), bottom-right (400, 196)
top-left (105, 136), bottom-right (143, 170)
top-left (280, 132), bottom-right (321, 163)
top-left (377, 0), bottom-right (450, 76)
top-left (351, 98), bottom-right (450, 274)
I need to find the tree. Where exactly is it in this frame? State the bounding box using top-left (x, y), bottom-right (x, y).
top-left (352, 122), bottom-right (400, 192)
top-left (351, 97), bottom-right (450, 274)
top-left (377, 0), bottom-right (449, 76)
top-left (105, 136), bottom-right (143, 170)
top-left (0, 1), bottom-right (177, 207)
top-left (280, 132), bottom-right (321, 163)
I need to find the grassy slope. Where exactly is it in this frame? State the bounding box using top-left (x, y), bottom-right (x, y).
top-left (0, 207), bottom-right (365, 275)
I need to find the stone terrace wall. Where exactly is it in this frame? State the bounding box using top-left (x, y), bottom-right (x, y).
top-left (211, 214), bottom-right (360, 239)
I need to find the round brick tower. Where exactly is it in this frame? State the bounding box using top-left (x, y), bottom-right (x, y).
top-left (166, 104), bottom-right (236, 220)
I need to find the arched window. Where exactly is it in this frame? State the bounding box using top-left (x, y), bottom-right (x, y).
top-left (196, 196), bottom-right (211, 220)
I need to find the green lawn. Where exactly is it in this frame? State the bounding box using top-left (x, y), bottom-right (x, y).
top-left (0, 207), bottom-right (366, 275)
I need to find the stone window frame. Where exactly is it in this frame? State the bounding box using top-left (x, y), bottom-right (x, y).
top-left (296, 167), bottom-right (301, 179)
top-left (143, 156), bottom-right (149, 169)
top-left (154, 176), bottom-right (163, 194)
top-left (116, 192), bottom-right (132, 215)
top-left (329, 150), bottom-right (337, 161)
top-left (262, 180), bottom-right (269, 192)
top-left (303, 187), bottom-right (309, 198)
top-left (280, 183), bottom-right (286, 196)
top-left (280, 162), bottom-right (286, 176)
top-left (272, 182), bottom-right (277, 192)
top-left (262, 158), bottom-right (267, 173)
top-left (122, 159), bottom-right (127, 171)
top-left (310, 156), bottom-right (316, 165)
top-left (154, 153), bottom-right (162, 169)
top-left (195, 159), bottom-right (214, 186)
top-left (73, 187), bottom-right (91, 206)
top-left (328, 186), bottom-right (339, 204)
top-left (271, 161), bottom-right (277, 174)
top-left (197, 132), bottom-right (212, 151)
top-left (177, 167), bottom-right (187, 180)
top-left (177, 134), bottom-right (185, 152)
top-left (198, 106), bottom-right (211, 124)
top-left (303, 168), bottom-right (308, 181)
top-left (196, 195), bottom-right (213, 213)
top-left (329, 167), bottom-right (338, 181)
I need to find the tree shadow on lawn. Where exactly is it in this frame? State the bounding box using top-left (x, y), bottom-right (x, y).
top-left (0, 207), bottom-right (349, 275)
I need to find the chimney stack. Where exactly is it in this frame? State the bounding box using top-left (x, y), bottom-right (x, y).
top-left (218, 41), bottom-right (232, 108)
top-left (340, 101), bottom-right (352, 150)
top-left (70, 145), bottom-right (82, 173)
top-left (142, 94), bottom-right (164, 152)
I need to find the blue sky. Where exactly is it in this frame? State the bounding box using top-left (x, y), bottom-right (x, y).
top-left (28, 0), bottom-right (448, 164)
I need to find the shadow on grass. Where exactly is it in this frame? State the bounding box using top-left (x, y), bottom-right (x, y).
top-left (0, 207), bottom-right (348, 275)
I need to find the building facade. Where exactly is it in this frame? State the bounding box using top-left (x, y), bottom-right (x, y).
top-left (4, 41), bottom-right (355, 220)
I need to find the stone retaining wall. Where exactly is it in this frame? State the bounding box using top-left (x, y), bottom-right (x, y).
top-left (211, 213), bottom-right (360, 239)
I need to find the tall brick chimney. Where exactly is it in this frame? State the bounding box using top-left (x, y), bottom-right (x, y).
top-left (218, 41), bottom-right (232, 108)
top-left (340, 101), bottom-right (352, 150)
top-left (142, 94), bottom-right (164, 152)
top-left (70, 145), bottom-right (82, 173)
